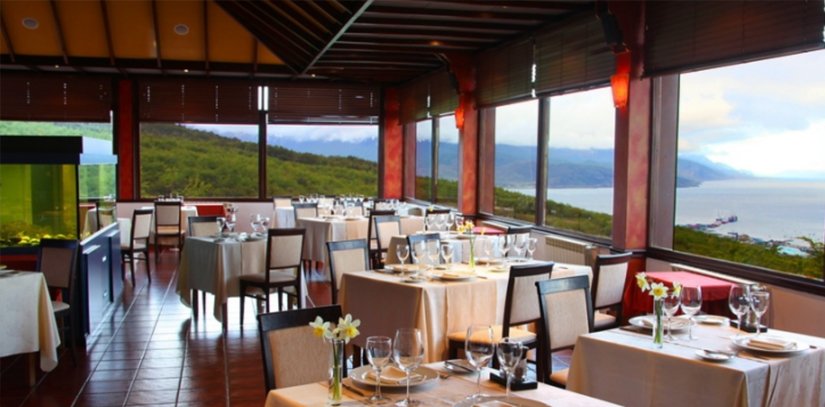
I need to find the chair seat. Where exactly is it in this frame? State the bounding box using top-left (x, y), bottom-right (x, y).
top-left (447, 325), bottom-right (537, 344)
top-left (593, 311), bottom-right (617, 329)
top-left (156, 226), bottom-right (183, 235)
top-left (240, 271), bottom-right (298, 284)
top-left (121, 242), bottom-right (147, 251)
top-left (549, 367), bottom-right (569, 386)
top-left (52, 301), bottom-right (70, 313)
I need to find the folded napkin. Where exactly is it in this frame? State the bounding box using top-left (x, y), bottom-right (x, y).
top-left (474, 400), bottom-right (519, 407)
top-left (640, 317), bottom-right (686, 330)
top-left (367, 366), bottom-right (422, 384)
top-left (747, 337), bottom-right (796, 351)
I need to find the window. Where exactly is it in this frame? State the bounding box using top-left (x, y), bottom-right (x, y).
top-left (415, 119), bottom-right (433, 202)
top-left (545, 87), bottom-right (615, 237)
top-left (493, 99), bottom-right (538, 221)
top-left (266, 124), bottom-right (378, 197)
top-left (436, 115), bottom-right (459, 208)
top-left (673, 51), bottom-right (825, 280)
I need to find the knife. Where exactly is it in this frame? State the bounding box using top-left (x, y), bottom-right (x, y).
top-left (445, 359), bottom-right (475, 373)
top-left (342, 382), bottom-right (366, 397)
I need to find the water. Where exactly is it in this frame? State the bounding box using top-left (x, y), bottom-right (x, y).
top-left (509, 178), bottom-right (825, 243)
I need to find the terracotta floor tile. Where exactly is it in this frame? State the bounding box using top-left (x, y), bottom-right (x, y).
top-left (96, 359), bottom-right (142, 370)
top-left (125, 389), bottom-right (179, 405)
top-left (136, 366), bottom-right (185, 380)
top-left (82, 379), bottom-right (134, 393)
top-left (179, 375), bottom-right (226, 390)
top-left (140, 357), bottom-right (184, 369)
top-left (131, 378), bottom-right (182, 392)
top-left (73, 391), bottom-right (128, 407)
top-left (89, 368), bottom-right (137, 382)
top-left (177, 388), bottom-right (227, 403)
top-left (19, 394), bottom-right (77, 407)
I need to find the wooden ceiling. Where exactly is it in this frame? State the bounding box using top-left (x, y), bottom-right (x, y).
top-left (0, 0), bottom-right (594, 85)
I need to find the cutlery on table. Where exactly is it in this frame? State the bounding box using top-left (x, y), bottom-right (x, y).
top-left (342, 382), bottom-right (366, 397)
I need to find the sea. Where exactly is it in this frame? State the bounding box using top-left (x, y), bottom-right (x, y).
top-left (509, 178), bottom-right (825, 244)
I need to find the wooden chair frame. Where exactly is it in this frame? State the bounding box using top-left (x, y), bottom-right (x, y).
top-left (591, 251), bottom-right (632, 330)
top-left (37, 238), bottom-right (80, 365)
top-left (122, 209), bottom-right (153, 286)
top-left (326, 239), bottom-right (369, 304)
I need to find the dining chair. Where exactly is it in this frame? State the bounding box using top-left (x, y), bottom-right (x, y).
top-left (239, 228), bottom-right (305, 325)
top-left (257, 305), bottom-right (345, 392)
top-left (446, 262), bottom-right (555, 360)
top-left (326, 239), bottom-right (370, 304)
top-left (591, 251), bottom-right (633, 331)
top-left (367, 210), bottom-right (395, 268)
top-left (153, 200), bottom-right (184, 262)
top-left (535, 275), bottom-right (593, 387)
top-left (121, 209), bottom-right (153, 286)
top-left (373, 215), bottom-right (402, 269)
top-left (272, 196), bottom-right (293, 208)
top-left (293, 202), bottom-right (319, 221)
top-left (37, 238), bottom-right (80, 365)
top-left (188, 215), bottom-right (220, 237)
top-left (406, 233), bottom-right (441, 266)
top-left (425, 207), bottom-right (452, 231)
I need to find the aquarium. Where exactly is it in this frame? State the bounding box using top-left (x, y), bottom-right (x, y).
top-left (0, 136), bottom-right (117, 250)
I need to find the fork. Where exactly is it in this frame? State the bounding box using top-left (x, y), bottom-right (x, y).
top-left (439, 371), bottom-right (452, 380)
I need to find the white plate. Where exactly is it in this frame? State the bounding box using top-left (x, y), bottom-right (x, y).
top-left (731, 335), bottom-right (810, 354)
top-left (350, 365), bottom-right (439, 389)
top-left (401, 277), bottom-right (426, 284)
top-left (438, 272), bottom-right (476, 281)
top-left (695, 315), bottom-right (730, 325)
top-left (453, 396), bottom-right (549, 407)
top-left (390, 264), bottom-right (428, 273)
top-left (629, 316), bottom-right (694, 331)
top-left (694, 349), bottom-right (734, 362)
top-left (487, 266), bottom-right (508, 273)
top-left (477, 258), bottom-right (504, 265)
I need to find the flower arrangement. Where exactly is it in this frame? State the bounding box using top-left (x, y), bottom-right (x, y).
top-left (635, 273), bottom-right (681, 348)
top-left (456, 221), bottom-right (484, 269)
top-left (310, 314), bottom-right (360, 405)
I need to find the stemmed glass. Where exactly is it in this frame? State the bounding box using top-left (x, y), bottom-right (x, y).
top-left (441, 244), bottom-right (454, 268)
top-left (445, 213), bottom-right (455, 231)
top-left (260, 216), bottom-right (271, 232)
top-left (750, 290), bottom-right (770, 337)
top-left (483, 236), bottom-right (496, 260)
top-left (411, 242), bottom-right (427, 278)
top-left (499, 235), bottom-right (512, 259)
top-left (427, 241), bottom-right (440, 266)
top-left (216, 217), bottom-right (226, 237)
top-left (249, 214), bottom-right (262, 236)
top-left (225, 213), bottom-right (237, 234)
top-left (680, 286), bottom-right (702, 341)
top-left (496, 338), bottom-right (523, 399)
top-left (728, 285), bottom-right (750, 339)
top-left (663, 292), bottom-right (681, 341)
top-left (435, 214), bottom-right (447, 231)
top-left (366, 336), bottom-right (392, 405)
top-left (393, 328), bottom-right (424, 407)
top-left (465, 325), bottom-right (494, 401)
top-left (526, 238), bottom-right (538, 261)
top-left (512, 235), bottom-right (527, 259)
top-left (396, 244), bottom-right (410, 267)
top-left (424, 216), bottom-right (436, 232)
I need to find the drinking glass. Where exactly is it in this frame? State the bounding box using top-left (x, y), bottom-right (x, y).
top-left (299, 195), bottom-right (306, 203)
top-left (496, 338), bottom-right (523, 399)
top-left (425, 215), bottom-right (435, 231)
top-left (680, 286), bottom-right (702, 340)
top-left (216, 217), bottom-right (226, 236)
top-left (366, 336), bottom-right (392, 405)
top-left (249, 214), bottom-right (261, 235)
top-left (750, 291), bottom-right (770, 336)
top-left (427, 241), bottom-right (440, 266)
top-left (728, 285), bottom-right (750, 339)
top-left (499, 235), bottom-right (512, 259)
top-left (396, 244), bottom-right (410, 267)
top-left (526, 238), bottom-right (538, 260)
top-left (411, 242), bottom-right (427, 278)
top-left (512, 235), bottom-right (527, 259)
top-left (225, 213), bottom-right (237, 234)
top-left (445, 213), bottom-right (455, 230)
top-left (483, 236), bottom-right (496, 260)
top-left (455, 215), bottom-right (464, 229)
top-left (435, 214), bottom-right (447, 231)
top-left (441, 244), bottom-right (453, 267)
top-left (393, 329), bottom-right (424, 407)
top-left (663, 294), bottom-right (681, 341)
top-left (260, 216), bottom-right (271, 231)
top-left (465, 325), bottom-right (494, 401)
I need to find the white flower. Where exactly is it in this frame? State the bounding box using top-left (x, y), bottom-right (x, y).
top-left (337, 314), bottom-right (361, 344)
top-left (309, 316), bottom-right (333, 339)
top-left (635, 272), bottom-right (650, 292)
top-left (650, 282), bottom-right (669, 300)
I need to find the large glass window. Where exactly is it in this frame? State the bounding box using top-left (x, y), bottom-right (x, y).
top-left (266, 124), bottom-right (378, 197)
top-left (493, 99), bottom-right (538, 221)
top-left (139, 123), bottom-right (258, 198)
top-left (545, 88), bottom-right (615, 237)
top-left (674, 51), bottom-right (825, 280)
top-left (436, 115), bottom-right (459, 208)
top-left (415, 120), bottom-right (433, 202)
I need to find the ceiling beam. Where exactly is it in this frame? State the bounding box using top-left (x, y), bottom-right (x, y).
top-left (363, 5), bottom-right (555, 22)
top-left (151, 0), bottom-right (164, 71)
top-left (203, 0), bottom-right (209, 73)
top-left (444, 1), bottom-right (593, 12)
top-left (0, 54), bottom-right (293, 75)
top-left (0, 16), bottom-right (16, 63)
top-left (261, 0), bottom-right (325, 44)
top-left (346, 24), bottom-right (509, 39)
top-left (355, 16), bottom-right (527, 32)
top-left (238, 1), bottom-right (323, 50)
top-left (48, 0), bottom-right (69, 65)
top-left (341, 32), bottom-right (493, 44)
top-left (299, 0), bottom-right (374, 76)
top-left (302, 0), bottom-right (339, 24)
top-left (332, 40), bottom-right (476, 52)
top-left (282, 0), bottom-right (331, 34)
top-left (98, 0), bottom-right (125, 75)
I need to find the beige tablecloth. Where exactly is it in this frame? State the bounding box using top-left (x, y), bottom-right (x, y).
top-left (176, 236), bottom-right (308, 323)
top-left (386, 234), bottom-right (503, 265)
top-left (265, 362), bottom-right (620, 407)
top-left (567, 324), bottom-right (825, 407)
top-left (339, 262), bottom-right (592, 363)
top-left (0, 271), bottom-right (61, 371)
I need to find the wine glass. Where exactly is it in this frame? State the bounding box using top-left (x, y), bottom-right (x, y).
top-left (445, 213), bottom-right (455, 231)
top-left (393, 328), bottom-right (424, 407)
top-left (728, 285), bottom-right (750, 339)
top-left (465, 325), bottom-right (494, 401)
top-left (424, 215), bottom-right (435, 231)
top-left (216, 217), bottom-right (226, 236)
top-left (260, 216), bottom-right (271, 231)
top-left (526, 238), bottom-right (538, 261)
top-left (496, 338), bottom-right (523, 399)
top-left (512, 235), bottom-right (527, 259)
top-left (366, 336), bottom-right (392, 405)
top-left (499, 235), bottom-right (512, 259)
top-left (225, 213), bottom-right (237, 234)
top-left (680, 286), bottom-right (702, 341)
top-left (411, 242), bottom-right (427, 278)
top-left (396, 244), bottom-right (410, 267)
top-left (299, 195), bottom-right (306, 203)
top-left (435, 214), bottom-right (446, 231)
top-left (750, 290), bottom-right (770, 337)
top-left (441, 244), bottom-right (453, 268)
top-left (427, 241), bottom-right (440, 266)
top-left (483, 236), bottom-right (496, 260)
top-left (249, 214), bottom-right (261, 236)
top-left (663, 292), bottom-right (681, 341)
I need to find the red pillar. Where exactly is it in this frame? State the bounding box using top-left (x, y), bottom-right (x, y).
top-left (382, 87), bottom-right (403, 199)
top-left (116, 80), bottom-right (136, 200)
top-left (447, 53), bottom-right (478, 216)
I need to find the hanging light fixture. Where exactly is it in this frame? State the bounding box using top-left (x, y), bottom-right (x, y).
top-left (611, 73), bottom-right (630, 108)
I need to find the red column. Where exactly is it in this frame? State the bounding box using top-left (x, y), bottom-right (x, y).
top-left (447, 53), bottom-right (478, 216)
top-left (382, 87), bottom-right (403, 199)
top-left (116, 79), bottom-right (136, 200)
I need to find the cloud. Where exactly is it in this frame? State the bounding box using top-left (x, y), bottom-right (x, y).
top-left (267, 125), bottom-right (377, 143)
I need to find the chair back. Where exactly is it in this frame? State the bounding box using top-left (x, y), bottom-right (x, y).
top-left (425, 207), bottom-right (451, 216)
top-left (131, 209), bottom-right (154, 243)
top-left (266, 228), bottom-right (305, 272)
top-left (154, 201), bottom-right (182, 228)
top-left (503, 262), bottom-right (555, 332)
top-left (188, 215), bottom-right (220, 237)
top-left (293, 202), bottom-right (318, 220)
top-left (374, 215), bottom-right (401, 257)
top-left (407, 233), bottom-right (441, 265)
top-left (273, 196), bottom-right (293, 208)
top-left (536, 275), bottom-right (593, 352)
top-left (258, 305), bottom-right (344, 391)
top-left (327, 239), bottom-right (369, 304)
top-left (368, 210), bottom-right (395, 246)
top-left (37, 239), bottom-right (79, 298)
top-left (95, 200), bottom-right (116, 231)
top-left (592, 252), bottom-right (632, 309)
top-left (371, 198), bottom-right (392, 211)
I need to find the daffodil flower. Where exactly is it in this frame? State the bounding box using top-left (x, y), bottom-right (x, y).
top-left (336, 314), bottom-right (361, 343)
top-left (309, 316), bottom-right (332, 339)
top-left (650, 282), bottom-right (668, 300)
top-left (671, 282), bottom-right (682, 297)
top-left (635, 272), bottom-right (650, 291)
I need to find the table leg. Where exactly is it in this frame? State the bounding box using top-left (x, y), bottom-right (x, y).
top-left (28, 353), bottom-right (36, 386)
top-left (221, 303), bottom-right (228, 332)
top-left (192, 289), bottom-right (199, 319)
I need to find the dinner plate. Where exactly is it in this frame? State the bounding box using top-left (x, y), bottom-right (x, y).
top-left (390, 264), bottom-right (428, 273)
top-left (695, 315), bottom-right (730, 325)
top-left (731, 335), bottom-right (810, 354)
top-left (477, 258), bottom-right (504, 265)
top-left (628, 316), bottom-right (694, 331)
top-left (350, 365), bottom-right (439, 389)
top-left (401, 276), bottom-right (426, 284)
top-left (437, 272), bottom-right (476, 281)
top-left (452, 396), bottom-right (549, 407)
top-left (487, 265), bottom-right (508, 273)
top-left (694, 349), bottom-right (734, 362)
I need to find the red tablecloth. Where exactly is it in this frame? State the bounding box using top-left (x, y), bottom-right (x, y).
top-left (474, 226), bottom-right (505, 235)
top-left (187, 203), bottom-right (226, 217)
top-left (624, 271), bottom-right (735, 318)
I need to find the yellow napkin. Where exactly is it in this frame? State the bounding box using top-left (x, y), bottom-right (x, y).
top-left (640, 317), bottom-right (686, 329)
top-left (367, 366), bottom-right (422, 384)
top-left (747, 337), bottom-right (796, 351)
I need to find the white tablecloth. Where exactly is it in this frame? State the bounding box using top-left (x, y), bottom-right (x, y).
top-left (386, 234), bottom-right (503, 265)
top-left (0, 271), bottom-right (61, 372)
top-left (176, 236), bottom-right (309, 324)
top-left (273, 206), bottom-right (296, 228)
top-left (339, 261), bottom-right (592, 363)
top-left (264, 362), bottom-right (620, 407)
top-left (567, 324), bottom-right (825, 407)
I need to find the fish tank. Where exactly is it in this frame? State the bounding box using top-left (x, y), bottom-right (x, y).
top-left (0, 136), bottom-right (117, 252)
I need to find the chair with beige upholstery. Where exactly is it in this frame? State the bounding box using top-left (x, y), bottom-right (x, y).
top-left (37, 238), bottom-right (80, 365)
top-left (293, 202), bottom-right (318, 221)
top-left (257, 305), bottom-right (345, 392)
top-left (373, 215), bottom-right (402, 269)
top-left (153, 200), bottom-right (184, 262)
top-left (326, 239), bottom-right (369, 304)
top-left (535, 275), bottom-right (593, 387)
top-left (121, 209), bottom-right (153, 286)
top-left (447, 262), bottom-right (555, 360)
top-left (188, 215), bottom-right (220, 237)
top-left (272, 196), bottom-right (293, 208)
top-left (591, 252), bottom-right (632, 331)
top-left (367, 209), bottom-right (395, 268)
top-left (239, 228), bottom-right (305, 325)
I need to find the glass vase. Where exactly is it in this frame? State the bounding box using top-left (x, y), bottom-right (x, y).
top-left (653, 298), bottom-right (665, 349)
top-left (329, 339), bottom-right (344, 405)
top-left (469, 237), bottom-right (476, 270)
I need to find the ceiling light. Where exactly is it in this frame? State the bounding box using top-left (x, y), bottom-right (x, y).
top-left (183, 69), bottom-right (189, 73)
top-left (22, 18), bottom-right (39, 29)
top-left (54, 65), bottom-right (60, 68)
top-left (174, 24), bottom-right (189, 35)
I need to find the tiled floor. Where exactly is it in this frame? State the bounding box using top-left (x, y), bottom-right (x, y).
top-left (1, 252), bottom-right (569, 407)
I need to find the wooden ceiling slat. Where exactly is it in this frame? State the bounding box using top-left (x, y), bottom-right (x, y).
top-left (354, 15), bottom-right (526, 32)
top-left (48, 0), bottom-right (69, 65)
top-left (342, 30), bottom-right (498, 43)
top-left (299, 0), bottom-right (374, 75)
top-left (364, 5), bottom-right (556, 23)
top-left (315, 59), bottom-right (439, 68)
top-left (240, 1), bottom-right (325, 47)
top-left (1, 17), bottom-right (16, 63)
top-left (263, 1), bottom-right (326, 43)
top-left (151, 0), bottom-right (163, 69)
top-left (333, 40), bottom-right (476, 52)
top-left (443, 0), bottom-right (592, 12)
top-left (301, 0), bottom-right (341, 24)
top-left (347, 24), bottom-right (510, 38)
top-left (282, 0), bottom-right (332, 34)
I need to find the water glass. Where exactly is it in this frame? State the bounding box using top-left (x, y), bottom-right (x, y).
top-left (393, 329), bottom-right (424, 407)
top-left (496, 338), bottom-right (523, 399)
top-left (663, 294), bottom-right (681, 341)
top-left (483, 236), bottom-right (496, 260)
top-left (396, 244), bottom-right (410, 267)
top-left (750, 291), bottom-right (770, 336)
top-left (225, 213), bottom-right (237, 234)
top-left (441, 244), bottom-right (454, 267)
top-left (680, 286), bottom-right (702, 340)
top-left (249, 214), bottom-right (261, 235)
top-left (526, 238), bottom-right (538, 260)
top-left (465, 325), bottom-right (494, 401)
top-left (260, 216), bottom-right (271, 231)
top-left (500, 235), bottom-right (512, 258)
top-left (728, 285), bottom-right (750, 338)
top-left (445, 213), bottom-right (455, 230)
top-left (366, 336), bottom-right (392, 405)
top-left (216, 217), bottom-right (226, 236)
top-left (427, 241), bottom-right (440, 265)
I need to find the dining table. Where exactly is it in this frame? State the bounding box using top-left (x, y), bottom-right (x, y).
top-left (265, 362), bottom-right (621, 407)
top-left (566, 321), bottom-right (825, 407)
top-left (386, 233), bottom-right (504, 265)
top-left (624, 271), bottom-right (736, 318)
top-left (176, 235), bottom-right (309, 330)
top-left (339, 260), bottom-right (592, 363)
top-left (0, 270), bottom-right (61, 386)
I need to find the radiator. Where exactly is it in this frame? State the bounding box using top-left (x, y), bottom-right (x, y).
top-left (545, 235), bottom-right (596, 265)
